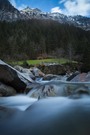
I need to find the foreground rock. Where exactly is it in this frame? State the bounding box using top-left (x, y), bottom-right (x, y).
top-left (67, 72), bottom-right (90, 82)
top-left (0, 82), bottom-right (16, 97)
top-left (66, 71), bottom-right (80, 81)
top-left (27, 76), bottom-right (90, 99)
top-left (0, 60), bottom-right (34, 93)
top-left (27, 81), bottom-right (72, 98)
top-left (43, 74), bottom-right (62, 81)
top-left (14, 65), bottom-right (45, 80)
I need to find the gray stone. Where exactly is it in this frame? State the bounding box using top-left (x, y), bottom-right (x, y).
top-left (14, 65), bottom-right (35, 80)
top-left (30, 67), bottom-right (45, 77)
top-left (70, 73), bottom-right (87, 82)
top-left (66, 71), bottom-right (80, 81)
top-left (43, 74), bottom-right (62, 81)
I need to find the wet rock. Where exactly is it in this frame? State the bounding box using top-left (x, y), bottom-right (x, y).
top-left (43, 74), bottom-right (62, 81)
top-left (30, 67), bottom-right (45, 77)
top-left (0, 82), bottom-right (16, 97)
top-left (28, 76), bottom-right (90, 99)
top-left (0, 60), bottom-right (34, 93)
top-left (14, 65), bottom-right (35, 80)
top-left (66, 72), bottom-right (90, 82)
top-left (70, 73), bottom-right (88, 82)
top-left (28, 85), bottom-right (56, 99)
top-left (28, 82), bottom-right (69, 98)
top-left (72, 86), bottom-right (89, 97)
top-left (66, 71), bottom-right (80, 81)
top-left (14, 65), bottom-right (23, 72)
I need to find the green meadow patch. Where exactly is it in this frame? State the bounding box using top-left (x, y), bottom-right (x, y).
top-left (10, 58), bottom-right (76, 66)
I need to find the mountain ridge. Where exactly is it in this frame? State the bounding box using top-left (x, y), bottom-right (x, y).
top-left (0, 0), bottom-right (90, 31)
top-left (20, 6), bottom-right (90, 31)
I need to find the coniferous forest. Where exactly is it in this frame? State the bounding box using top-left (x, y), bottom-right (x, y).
top-left (0, 19), bottom-right (90, 71)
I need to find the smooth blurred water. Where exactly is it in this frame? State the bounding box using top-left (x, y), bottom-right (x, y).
top-left (0, 95), bottom-right (37, 111)
top-left (1, 96), bottom-right (90, 135)
top-left (27, 80), bottom-right (90, 98)
top-left (1, 77), bottom-right (90, 111)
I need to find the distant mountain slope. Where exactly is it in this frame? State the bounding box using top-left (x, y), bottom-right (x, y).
top-left (0, 0), bottom-right (90, 30)
top-left (0, 0), bottom-right (25, 21)
top-left (0, 0), bottom-right (16, 12)
top-left (21, 7), bottom-right (90, 31)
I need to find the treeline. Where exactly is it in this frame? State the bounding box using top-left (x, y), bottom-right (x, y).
top-left (0, 19), bottom-right (90, 70)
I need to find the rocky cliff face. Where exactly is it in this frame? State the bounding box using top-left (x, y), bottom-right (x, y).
top-left (0, 0), bottom-right (16, 12)
top-left (0, 0), bottom-right (26, 21)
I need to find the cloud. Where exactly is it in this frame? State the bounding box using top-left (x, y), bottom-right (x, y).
top-left (51, 0), bottom-right (90, 16)
top-left (59, 0), bottom-right (67, 4)
top-left (51, 7), bottom-right (62, 13)
top-left (9, 0), bottom-right (17, 8)
top-left (64, 0), bottom-right (90, 16)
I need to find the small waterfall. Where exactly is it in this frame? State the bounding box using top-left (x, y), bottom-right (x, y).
top-left (27, 79), bottom-right (90, 98)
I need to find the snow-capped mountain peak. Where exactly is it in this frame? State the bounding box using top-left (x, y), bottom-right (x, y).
top-left (21, 7), bottom-right (42, 14)
top-left (21, 7), bottom-right (32, 12)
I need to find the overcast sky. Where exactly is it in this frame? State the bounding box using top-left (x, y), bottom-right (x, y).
top-left (9, 0), bottom-right (90, 17)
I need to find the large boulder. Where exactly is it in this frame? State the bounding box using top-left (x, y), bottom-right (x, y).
top-left (28, 76), bottom-right (90, 98)
top-left (66, 71), bottom-right (80, 81)
top-left (0, 60), bottom-right (34, 92)
top-left (38, 64), bottom-right (65, 75)
top-left (27, 81), bottom-right (72, 98)
top-left (69, 72), bottom-right (90, 82)
top-left (0, 82), bottom-right (16, 97)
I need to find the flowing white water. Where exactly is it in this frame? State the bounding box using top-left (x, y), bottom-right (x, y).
top-left (1, 78), bottom-right (90, 111)
top-left (0, 95), bottom-right (37, 111)
top-left (27, 80), bottom-right (90, 98)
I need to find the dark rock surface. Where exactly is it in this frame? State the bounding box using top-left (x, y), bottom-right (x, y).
top-left (43, 74), bottom-right (62, 81)
top-left (0, 82), bottom-right (16, 96)
top-left (0, 60), bottom-right (33, 92)
top-left (66, 71), bottom-right (80, 81)
top-left (38, 64), bottom-right (66, 75)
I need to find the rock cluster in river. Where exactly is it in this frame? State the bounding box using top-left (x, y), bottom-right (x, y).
top-left (0, 59), bottom-right (90, 97)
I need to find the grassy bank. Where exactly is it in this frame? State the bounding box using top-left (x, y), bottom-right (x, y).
top-left (10, 58), bottom-right (77, 66)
